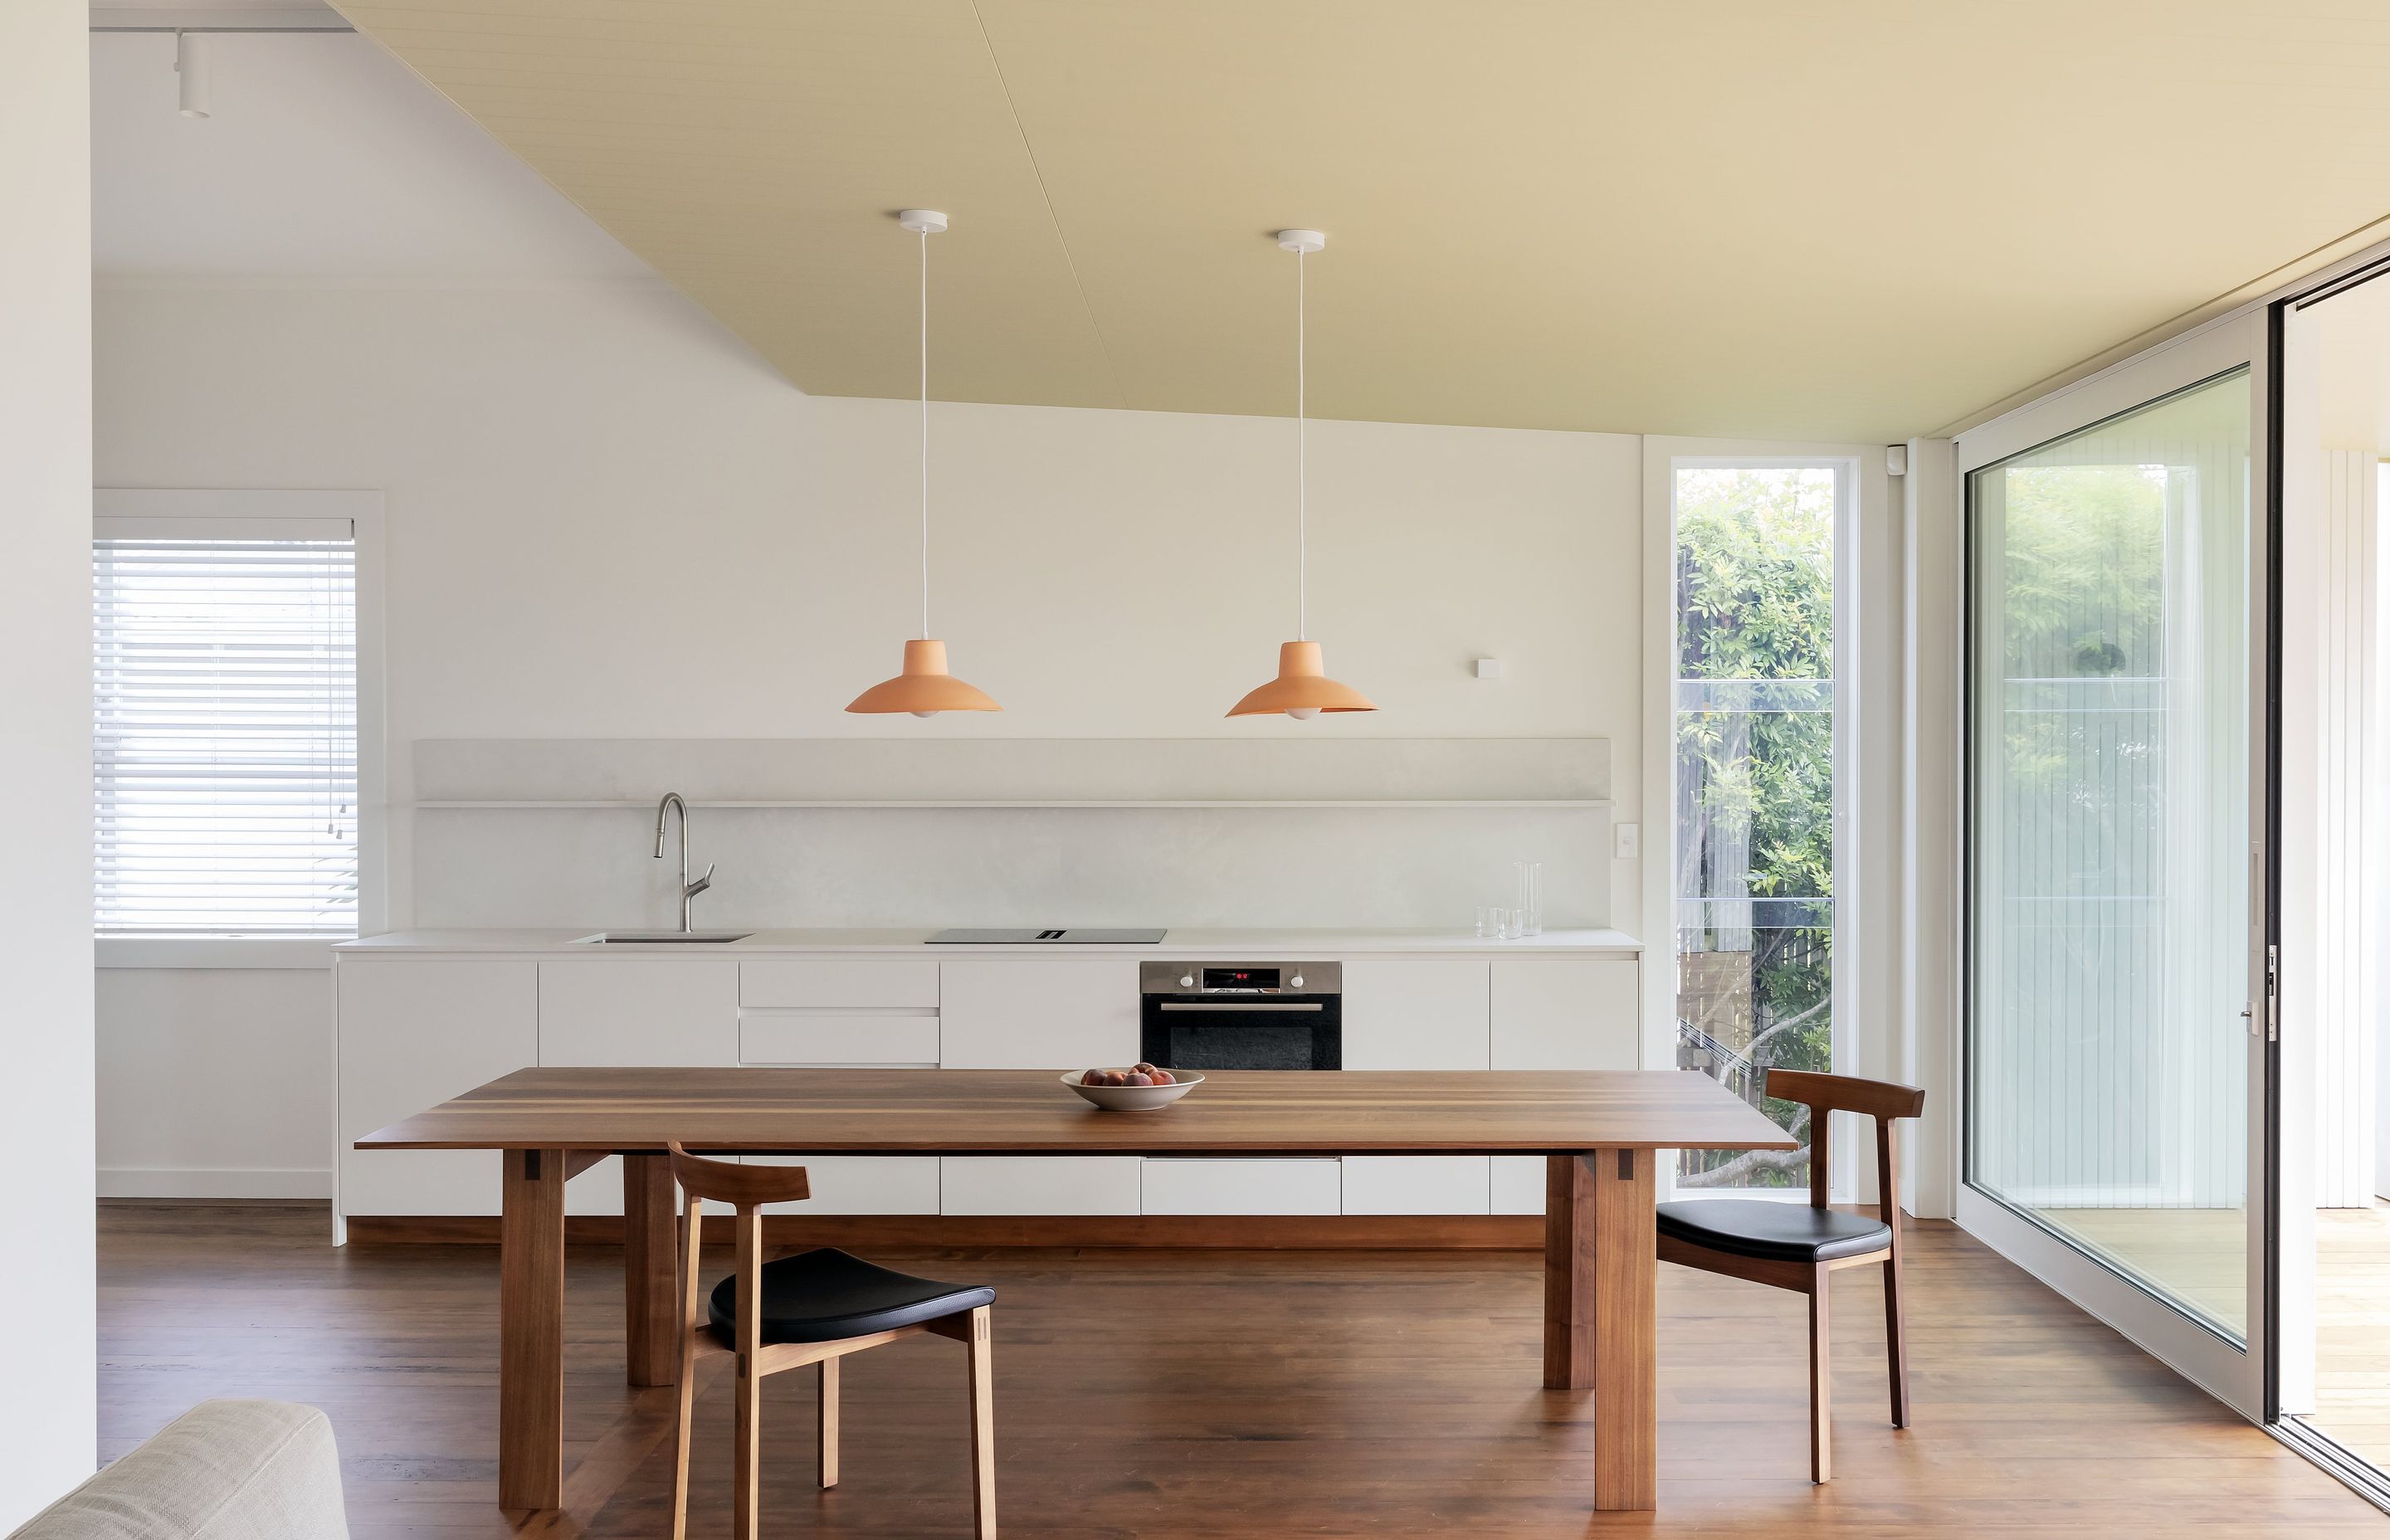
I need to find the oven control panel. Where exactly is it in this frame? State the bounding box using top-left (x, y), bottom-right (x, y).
top-left (1139, 962), bottom-right (1341, 996)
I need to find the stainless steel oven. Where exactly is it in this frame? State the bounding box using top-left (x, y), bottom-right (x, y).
top-left (1138, 962), bottom-right (1341, 1071)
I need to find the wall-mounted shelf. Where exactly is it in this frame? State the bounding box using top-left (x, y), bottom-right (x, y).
top-left (410, 798), bottom-right (1610, 811)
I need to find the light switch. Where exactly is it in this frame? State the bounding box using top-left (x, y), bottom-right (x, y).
top-left (1613, 822), bottom-right (1641, 859)
top-left (1474, 657), bottom-right (1505, 680)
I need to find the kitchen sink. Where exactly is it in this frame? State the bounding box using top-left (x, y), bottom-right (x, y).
top-left (569, 931), bottom-right (753, 944)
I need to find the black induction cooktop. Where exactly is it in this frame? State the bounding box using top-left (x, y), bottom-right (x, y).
top-left (926, 928), bottom-right (1168, 945)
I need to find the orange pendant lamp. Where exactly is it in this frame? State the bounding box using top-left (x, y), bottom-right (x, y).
top-left (1228, 230), bottom-right (1375, 720)
top-left (847, 209), bottom-right (999, 718)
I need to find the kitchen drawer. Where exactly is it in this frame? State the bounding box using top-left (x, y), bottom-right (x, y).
top-left (738, 1012), bottom-right (939, 1065)
top-left (1142, 1157), bottom-right (1342, 1216)
top-left (1492, 1156), bottom-right (1547, 1215)
top-left (939, 1156), bottom-right (1141, 1216)
top-left (740, 959), bottom-right (940, 1010)
top-left (743, 1155), bottom-right (941, 1215)
top-left (1341, 1155), bottom-right (1491, 1215)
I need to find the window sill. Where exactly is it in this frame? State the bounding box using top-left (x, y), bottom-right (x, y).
top-left (96, 937), bottom-right (341, 970)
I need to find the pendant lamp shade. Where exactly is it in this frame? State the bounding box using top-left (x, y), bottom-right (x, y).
top-left (847, 208), bottom-right (1001, 717)
top-left (1231, 229), bottom-right (1375, 720)
top-left (846, 638), bottom-right (998, 717)
top-left (1227, 641), bottom-right (1376, 718)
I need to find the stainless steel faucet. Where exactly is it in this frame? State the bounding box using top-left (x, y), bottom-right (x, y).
top-left (653, 792), bottom-right (714, 933)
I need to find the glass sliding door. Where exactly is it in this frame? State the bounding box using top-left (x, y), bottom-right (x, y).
top-left (1959, 313), bottom-right (2270, 1416)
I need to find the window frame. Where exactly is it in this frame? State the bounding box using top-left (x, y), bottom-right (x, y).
top-left (92, 489), bottom-right (385, 970)
top-left (1640, 440), bottom-right (1891, 1203)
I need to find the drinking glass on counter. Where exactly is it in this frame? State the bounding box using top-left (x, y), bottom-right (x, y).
top-left (1515, 860), bottom-right (1543, 937)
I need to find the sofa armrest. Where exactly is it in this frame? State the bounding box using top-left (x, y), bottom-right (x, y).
top-left (8, 1401), bottom-right (346, 1540)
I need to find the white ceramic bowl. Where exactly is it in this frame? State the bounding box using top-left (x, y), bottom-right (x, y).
top-left (1062, 1070), bottom-right (1204, 1112)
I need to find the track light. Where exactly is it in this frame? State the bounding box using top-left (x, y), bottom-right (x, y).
top-left (176, 31), bottom-right (211, 119)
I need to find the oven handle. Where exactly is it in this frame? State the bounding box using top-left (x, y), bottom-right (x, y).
top-left (1155, 1001), bottom-right (1325, 1012)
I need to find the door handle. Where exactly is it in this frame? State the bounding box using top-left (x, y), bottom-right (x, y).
top-left (1156, 1001), bottom-right (1324, 1012)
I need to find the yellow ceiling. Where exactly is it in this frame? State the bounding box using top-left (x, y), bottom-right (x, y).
top-left (332, 0), bottom-right (2390, 441)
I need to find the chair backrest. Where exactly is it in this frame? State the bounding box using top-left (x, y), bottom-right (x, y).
top-left (665, 1141), bottom-right (810, 1211)
top-left (1759, 1070), bottom-right (1924, 1216)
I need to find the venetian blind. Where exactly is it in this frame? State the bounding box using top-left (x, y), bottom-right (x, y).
top-left (93, 519), bottom-right (358, 935)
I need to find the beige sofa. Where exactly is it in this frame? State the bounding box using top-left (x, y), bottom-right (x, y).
top-left (8, 1402), bottom-right (346, 1540)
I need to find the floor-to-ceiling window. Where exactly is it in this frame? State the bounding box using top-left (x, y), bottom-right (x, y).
top-left (1671, 462), bottom-right (1849, 1188)
top-left (1966, 369), bottom-right (2254, 1339)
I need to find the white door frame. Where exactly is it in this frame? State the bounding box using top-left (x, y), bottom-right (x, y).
top-left (1952, 310), bottom-right (2272, 1421)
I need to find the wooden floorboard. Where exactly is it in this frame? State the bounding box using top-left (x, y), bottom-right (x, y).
top-left (96, 1202), bottom-right (2379, 1537)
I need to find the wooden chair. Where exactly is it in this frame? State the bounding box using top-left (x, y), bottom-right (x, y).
top-left (1654, 1070), bottom-right (1924, 1484)
top-left (665, 1142), bottom-right (997, 1540)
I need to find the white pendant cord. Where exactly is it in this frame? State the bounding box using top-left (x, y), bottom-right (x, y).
top-left (919, 227), bottom-right (931, 641)
top-left (1295, 245), bottom-right (1308, 642)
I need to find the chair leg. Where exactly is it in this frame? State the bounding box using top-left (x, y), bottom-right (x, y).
top-left (1883, 1250), bottom-right (1910, 1429)
top-left (670, 1201), bottom-right (703, 1540)
top-left (1808, 1264), bottom-right (1832, 1484)
top-left (964, 1305), bottom-right (996, 1539)
top-left (818, 1356), bottom-right (840, 1489)
top-left (732, 1209), bottom-right (763, 1540)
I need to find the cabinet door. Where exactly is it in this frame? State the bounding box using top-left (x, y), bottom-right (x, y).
top-left (938, 958), bottom-right (1139, 1070)
top-left (1343, 1155), bottom-right (1491, 1215)
top-left (1490, 958), bottom-right (1639, 1070)
top-left (539, 959), bottom-right (738, 1216)
top-left (337, 957), bottom-right (537, 1218)
top-left (1340, 960), bottom-right (1490, 1070)
top-left (1143, 1157), bottom-right (1342, 1216)
top-left (539, 959), bottom-right (739, 1066)
top-left (939, 1156), bottom-right (1141, 1216)
top-left (1490, 958), bottom-right (1641, 1214)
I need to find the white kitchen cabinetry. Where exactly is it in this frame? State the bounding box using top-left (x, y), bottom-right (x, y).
top-left (538, 958), bottom-right (739, 1216)
top-left (1341, 960), bottom-right (1490, 1070)
top-left (744, 1154), bottom-right (941, 1215)
top-left (539, 958), bottom-right (739, 1067)
top-left (740, 960), bottom-right (939, 1010)
top-left (1144, 1157), bottom-right (1341, 1216)
top-left (940, 1156), bottom-right (1142, 1216)
top-left (1343, 1156), bottom-right (1490, 1216)
top-left (1490, 957), bottom-right (1641, 1214)
top-left (1341, 959), bottom-right (1491, 1212)
top-left (938, 958), bottom-right (1139, 1070)
top-left (336, 957), bottom-right (537, 1218)
top-left (739, 1015), bottom-right (939, 1066)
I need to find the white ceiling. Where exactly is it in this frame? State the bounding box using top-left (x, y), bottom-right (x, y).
top-left (91, 29), bottom-right (650, 281)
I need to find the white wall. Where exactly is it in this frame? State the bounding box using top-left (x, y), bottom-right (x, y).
top-left (96, 968), bottom-right (333, 1199)
top-left (0, 0), bottom-right (97, 1519)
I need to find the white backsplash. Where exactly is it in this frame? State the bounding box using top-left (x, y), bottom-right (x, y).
top-left (402, 737), bottom-right (1615, 933)
top-left (412, 804), bottom-right (1609, 932)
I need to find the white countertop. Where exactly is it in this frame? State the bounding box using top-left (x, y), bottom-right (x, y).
top-left (334, 927), bottom-right (1642, 958)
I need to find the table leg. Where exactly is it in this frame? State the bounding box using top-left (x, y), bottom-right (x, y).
top-left (623, 1153), bottom-right (680, 1387)
top-left (499, 1147), bottom-right (567, 1511)
top-left (1542, 1153), bottom-right (1594, 1388)
top-left (1590, 1147), bottom-right (1656, 1511)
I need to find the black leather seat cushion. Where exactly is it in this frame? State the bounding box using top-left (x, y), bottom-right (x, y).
top-left (707, 1247), bottom-right (995, 1347)
top-left (1657, 1199), bottom-right (1891, 1264)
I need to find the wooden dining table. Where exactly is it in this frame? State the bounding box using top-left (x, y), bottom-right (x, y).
top-left (356, 1065), bottom-right (1792, 1514)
